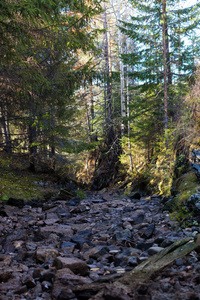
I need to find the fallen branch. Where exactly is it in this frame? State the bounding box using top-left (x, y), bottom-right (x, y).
top-left (73, 235), bottom-right (200, 296)
top-left (116, 234), bottom-right (200, 289)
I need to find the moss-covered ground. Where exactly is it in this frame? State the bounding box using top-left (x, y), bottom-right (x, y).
top-left (0, 152), bottom-right (59, 202)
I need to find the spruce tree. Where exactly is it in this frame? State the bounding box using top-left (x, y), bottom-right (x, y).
top-left (0, 0), bottom-right (102, 169)
top-left (120, 0), bottom-right (200, 157)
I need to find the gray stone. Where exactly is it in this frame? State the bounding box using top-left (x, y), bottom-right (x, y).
top-left (38, 225), bottom-right (73, 239)
top-left (22, 274), bottom-right (36, 288)
top-left (52, 268), bottom-right (91, 299)
top-left (130, 210), bottom-right (145, 225)
top-left (175, 258), bottom-right (184, 266)
top-left (41, 281), bottom-right (52, 291)
top-left (147, 246), bottom-right (164, 255)
top-left (53, 256), bottom-right (89, 276)
top-left (127, 257), bottom-right (138, 267)
top-left (36, 248), bottom-right (59, 263)
top-left (141, 223), bottom-right (155, 239)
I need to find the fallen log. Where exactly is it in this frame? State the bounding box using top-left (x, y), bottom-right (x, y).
top-left (116, 234), bottom-right (200, 289)
top-left (73, 234), bottom-right (200, 297)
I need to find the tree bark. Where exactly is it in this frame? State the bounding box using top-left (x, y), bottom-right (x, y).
top-left (118, 0), bottom-right (126, 138)
top-left (0, 101), bottom-right (12, 153)
top-left (162, 0), bottom-right (168, 145)
top-left (103, 2), bottom-right (115, 147)
top-left (28, 122), bottom-right (37, 172)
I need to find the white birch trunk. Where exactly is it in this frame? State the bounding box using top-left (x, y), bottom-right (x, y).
top-left (117, 0), bottom-right (126, 138)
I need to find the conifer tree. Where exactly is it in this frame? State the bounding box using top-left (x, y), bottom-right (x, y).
top-left (0, 0), bottom-right (102, 169)
top-left (120, 0), bottom-right (200, 157)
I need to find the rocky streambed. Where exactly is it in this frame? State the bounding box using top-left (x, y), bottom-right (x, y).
top-left (0, 190), bottom-right (200, 299)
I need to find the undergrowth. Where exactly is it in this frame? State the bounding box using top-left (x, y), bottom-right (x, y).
top-left (0, 152), bottom-right (59, 201)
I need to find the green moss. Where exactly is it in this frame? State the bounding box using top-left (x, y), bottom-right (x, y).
top-left (0, 152), bottom-right (58, 202)
top-left (169, 171), bottom-right (200, 226)
top-left (76, 188), bottom-right (86, 199)
top-left (173, 171), bottom-right (199, 204)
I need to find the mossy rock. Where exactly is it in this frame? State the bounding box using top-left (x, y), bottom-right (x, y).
top-left (171, 171), bottom-right (200, 204)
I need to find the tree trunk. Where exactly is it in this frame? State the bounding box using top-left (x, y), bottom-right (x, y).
top-left (103, 2), bottom-right (115, 147)
top-left (0, 102), bottom-right (12, 153)
top-left (126, 37), bottom-right (133, 173)
top-left (162, 0), bottom-right (168, 144)
top-left (127, 71), bottom-right (133, 173)
top-left (28, 123), bottom-right (37, 172)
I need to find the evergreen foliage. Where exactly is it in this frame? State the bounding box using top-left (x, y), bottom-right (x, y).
top-left (120, 0), bottom-right (200, 159)
top-left (0, 0), bottom-right (102, 170)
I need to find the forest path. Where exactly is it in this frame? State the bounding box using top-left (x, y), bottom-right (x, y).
top-left (0, 189), bottom-right (200, 299)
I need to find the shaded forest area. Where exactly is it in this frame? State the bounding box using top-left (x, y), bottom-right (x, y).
top-left (1, 0), bottom-right (200, 216)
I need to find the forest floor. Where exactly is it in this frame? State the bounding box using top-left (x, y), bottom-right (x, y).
top-left (0, 187), bottom-right (200, 299)
top-left (0, 152), bottom-right (64, 202)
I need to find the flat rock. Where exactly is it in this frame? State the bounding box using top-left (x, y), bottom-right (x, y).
top-left (53, 256), bottom-right (89, 276)
top-left (38, 225), bottom-right (73, 239)
top-left (36, 248), bottom-right (59, 262)
top-left (44, 218), bottom-right (59, 225)
top-left (147, 246), bottom-right (164, 255)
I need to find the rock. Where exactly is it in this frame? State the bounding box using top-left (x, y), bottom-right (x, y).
top-left (140, 223), bottom-right (155, 239)
top-left (70, 204), bottom-right (90, 214)
top-left (114, 253), bottom-right (129, 267)
top-left (89, 246), bottom-right (109, 260)
top-left (0, 209), bottom-right (8, 217)
top-left (136, 242), bottom-right (153, 251)
top-left (37, 225), bottom-right (73, 240)
top-left (68, 197), bottom-right (81, 206)
top-left (192, 163), bottom-right (200, 179)
top-left (6, 198), bottom-right (25, 208)
top-left (36, 248), bottom-right (59, 263)
top-left (22, 274), bottom-right (36, 288)
top-left (90, 286), bottom-right (132, 300)
top-left (60, 241), bottom-right (76, 253)
top-left (1, 188), bottom-right (200, 300)
top-left (127, 257), bottom-right (138, 267)
top-left (130, 210), bottom-right (145, 225)
top-left (40, 269), bottom-right (55, 282)
top-left (53, 257), bottom-right (89, 276)
top-left (70, 230), bottom-right (92, 249)
top-left (82, 247), bottom-right (100, 260)
top-left (14, 285), bottom-right (28, 295)
top-left (41, 280), bottom-right (52, 291)
top-left (175, 258), bottom-right (184, 266)
top-left (0, 278), bottom-right (22, 296)
top-left (44, 218), bottom-right (59, 225)
top-left (53, 287), bottom-right (76, 300)
top-left (52, 268), bottom-right (91, 299)
top-left (129, 192), bottom-right (141, 200)
top-left (148, 246), bottom-right (164, 255)
top-left (0, 255), bottom-right (12, 267)
top-left (113, 229), bottom-right (132, 242)
top-left (0, 269), bottom-right (12, 282)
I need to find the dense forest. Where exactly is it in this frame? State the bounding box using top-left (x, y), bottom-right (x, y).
top-left (1, 0), bottom-right (200, 202)
top-left (2, 1), bottom-right (200, 299)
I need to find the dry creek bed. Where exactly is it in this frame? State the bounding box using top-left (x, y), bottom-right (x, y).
top-left (0, 190), bottom-right (200, 299)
